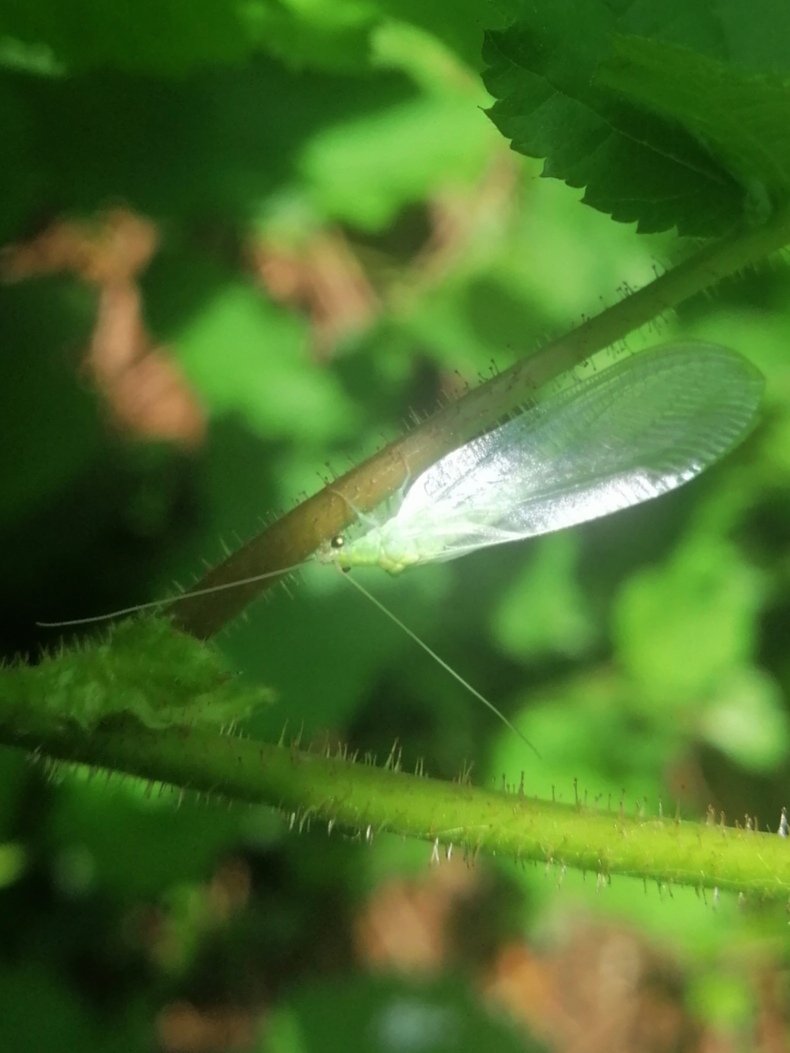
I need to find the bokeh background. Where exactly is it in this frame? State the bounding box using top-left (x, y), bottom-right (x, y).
top-left (2, 4), bottom-right (790, 1051)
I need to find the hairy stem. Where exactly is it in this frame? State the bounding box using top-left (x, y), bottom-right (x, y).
top-left (3, 717), bottom-right (787, 898)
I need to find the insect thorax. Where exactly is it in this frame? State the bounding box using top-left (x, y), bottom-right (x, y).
top-left (321, 522), bottom-right (423, 575)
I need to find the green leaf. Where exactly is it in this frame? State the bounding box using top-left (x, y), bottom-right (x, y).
top-left (264, 974), bottom-right (538, 1053)
top-left (0, 0), bottom-right (263, 75)
top-left (49, 775), bottom-right (265, 897)
top-left (175, 280), bottom-right (360, 443)
top-left (492, 534), bottom-right (597, 661)
top-left (495, 680), bottom-right (670, 809)
top-left (0, 0), bottom-right (530, 79)
top-left (0, 82), bottom-right (44, 239)
top-left (0, 279), bottom-right (99, 524)
top-left (300, 90), bottom-right (495, 230)
top-left (244, 0), bottom-right (380, 74)
top-left (482, 1), bottom-right (745, 234)
top-left (368, 0), bottom-right (521, 72)
top-left (1, 61), bottom-right (426, 236)
top-left (698, 666), bottom-right (788, 772)
top-left (613, 538), bottom-right (765, 705)
top-left (0, 962), bottom-right (146, 1053)
top-left (597, 34), bottom-right (790, 215)
top-left (5, 619), bottom-right (271, 731)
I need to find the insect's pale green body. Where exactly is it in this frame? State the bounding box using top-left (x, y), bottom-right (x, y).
top-left (327, 342), bottom-right (763, 575)
top-left (328, 523), bottom-right (432, 574)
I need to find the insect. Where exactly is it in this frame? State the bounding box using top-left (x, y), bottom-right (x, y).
top-left (40, 341), bottom-right (763, 751)
top-left (320, 341), bottom-right (763, 574)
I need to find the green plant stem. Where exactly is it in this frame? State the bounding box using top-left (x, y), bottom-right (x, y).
top-left (170, 206), bottom-right (790, 639)
top-left (3, 717), bottom-right (788, 898)
top-left (14, 211), bottom-right (790, 902)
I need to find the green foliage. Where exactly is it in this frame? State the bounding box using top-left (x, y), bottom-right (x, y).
top-left (2, 1), bottom-right (790, 1049)
top-left (492, 533), bottom-right (597, 661)
top-left (0, 0), bottom-right (264, 74)
top-left (3, 619), bottom-right (270, 731)
top-left (615, 537), bottom-right (764, 704)
top-left (597, 35), bottom-right (790, 213)
top-left (0, 279), bottom-right (98, 522)
top-left (264, 974), bottom-right (537, 1053)
top-left (0, 3), bottom-right (502, 243)
top-left (174, 275), bottom-right (360, 442)
top-left (483, 0), bottom-right (790, 234)
top-left (0, 961), bottom-right (148, 1053)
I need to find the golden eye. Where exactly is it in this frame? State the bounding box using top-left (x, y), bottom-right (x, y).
top-left (330, 535), bottom-right (345, 550)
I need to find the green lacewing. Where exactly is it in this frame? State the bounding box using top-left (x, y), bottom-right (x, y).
top-left (323, 341), bottom-right (763, 573)
top-left (39, 341), bottom-right (763, 750)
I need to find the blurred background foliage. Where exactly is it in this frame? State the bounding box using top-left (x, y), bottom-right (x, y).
top-left (2, 1), bottom-right (790, 1050)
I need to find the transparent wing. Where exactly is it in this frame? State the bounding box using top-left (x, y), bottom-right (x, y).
top-left (393, 342), bottom-right (763, 562)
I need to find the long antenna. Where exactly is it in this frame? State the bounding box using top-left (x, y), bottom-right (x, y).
top-left (38, 549), bottom-right (538, 755)
top-left (36, 561), bottom-right (311, 628)
top-left (340, 571), bottom-right (540, 757)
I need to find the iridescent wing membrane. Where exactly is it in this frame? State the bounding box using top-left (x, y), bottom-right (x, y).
top-left (384, 342), bottom-right (763, 565)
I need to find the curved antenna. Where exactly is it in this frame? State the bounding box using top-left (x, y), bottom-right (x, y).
top-left (36, 561), bottom-right (311, 628)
